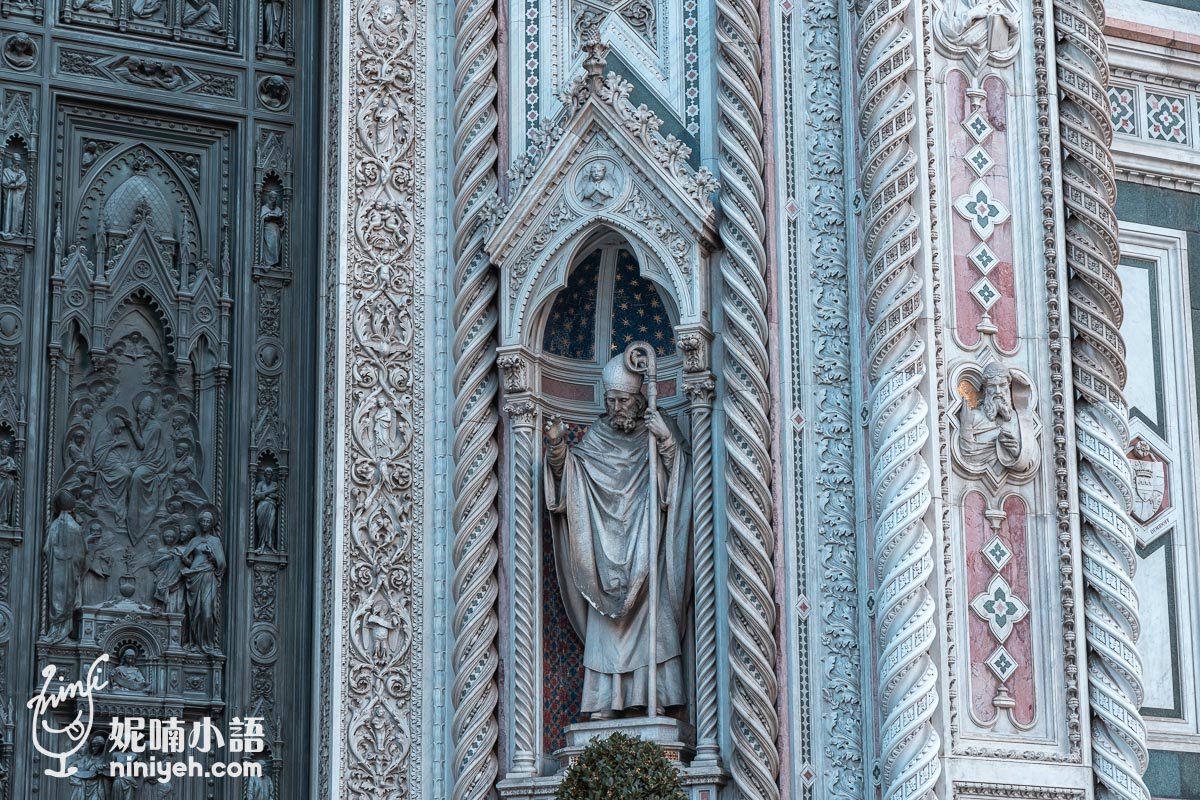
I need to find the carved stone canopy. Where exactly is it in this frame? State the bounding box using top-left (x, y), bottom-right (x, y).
top-left (485, 65), bottom-right (718, 349)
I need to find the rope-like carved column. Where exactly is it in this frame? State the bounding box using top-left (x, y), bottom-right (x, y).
top-left (1055, 1), bottom-right (1149, 798)
top-left (505, 398), bottom-right (539, 775)
top-left (451, 0), bottom-right (501, 790)
top-left (715, 0), bottom-right (778, 793)
top-left (854, 0), bottom-right (940, 798)
top-left (681, 330), bottom-right (718, 765)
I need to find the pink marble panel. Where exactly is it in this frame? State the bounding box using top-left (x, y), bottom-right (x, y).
top-left (947, 72), bottom-right (1018, 353)
top-left (964, 491), bottom-right (1036, 726)
top-left (542, 375), bottom-right (596, 402)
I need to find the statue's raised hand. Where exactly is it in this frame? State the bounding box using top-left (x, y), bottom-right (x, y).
top-left (646, 410), bottom-right (671, 443)
top-left (546, 415), bottom-right (566, 445)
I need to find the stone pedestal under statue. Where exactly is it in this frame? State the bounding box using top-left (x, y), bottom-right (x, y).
top-left (555, 716), bottom-right (695, 769)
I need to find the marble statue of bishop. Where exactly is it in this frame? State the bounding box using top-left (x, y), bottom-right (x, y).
top-left (545, 353), bottom-right (692, 719)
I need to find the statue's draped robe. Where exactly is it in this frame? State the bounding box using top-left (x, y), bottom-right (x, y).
top-left (128, 417), bottom-right (169, 543)
top-left (546, 414), bottom-right (692, 712)
top-left (45, 511), bottom-right (85, 634)
top-left (960, 404), bottom-right (1038, 473)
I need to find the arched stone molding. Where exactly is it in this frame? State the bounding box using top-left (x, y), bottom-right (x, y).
top-left (483, 45), bottom-right (721, 793)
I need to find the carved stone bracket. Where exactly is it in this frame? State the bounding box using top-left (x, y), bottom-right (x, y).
top-left (932, 0), bottom-right (1020, 73)
top-left (497, 349), bottom-right (533, 395)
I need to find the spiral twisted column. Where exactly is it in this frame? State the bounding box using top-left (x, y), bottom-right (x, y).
top-left (684, 372), bottom-right (719, 765)
top-left (854, 0), bottom-right (940, 799)
top-left (451, 0), bottom-right (501, 791)
top-left (1054, 1), bottom-right (1149, 798)
top-left (505, 400), bottom-right (539, 775)
top-left (715, 0), bottom-right (778, 794)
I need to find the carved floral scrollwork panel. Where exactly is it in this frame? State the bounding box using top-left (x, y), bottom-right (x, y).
top-left (336, 0), bottom-right (426, 794)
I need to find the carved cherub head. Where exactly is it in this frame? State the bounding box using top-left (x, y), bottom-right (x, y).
top-left (162, 527), bottom-right (179, 547)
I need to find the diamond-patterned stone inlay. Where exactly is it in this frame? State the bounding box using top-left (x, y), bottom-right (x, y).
top-left (1108, 84), bottom-right (1137, 136)
top-left (986, 645), bottom-right (1019, 682)
top-left (967, 241), bottom-right (999, 275)
top-left (971, 574), bottom-right (1029, 642)
top-left (963, 108), bottom-right (993, 143)
top-left (785, 197), bottom-right (801, 219)
top-left (965, 144), bottom-right (995, 176)
top-left (799, 764), bottom-right (816, 787)
top-left (797, 594), bottom-right (811, 619)
top-left (954, 180), bottom-right (1010, 239)
top-left (969, 277), bottom-right (1001, 311)
top-left (1147, 92), bottom-right (1189, 145)
top-left (983, 536), bottom-right (1013, 571)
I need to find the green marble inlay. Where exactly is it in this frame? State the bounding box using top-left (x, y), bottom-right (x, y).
top-left (1141, 0), bottom-right (1200, 10)
top-left (1146, 750), bottom-right (1200, 799)
top-left (1116, 182), bottom-right (1200, 422)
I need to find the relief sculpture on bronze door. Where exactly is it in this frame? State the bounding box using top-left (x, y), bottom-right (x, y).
top-left (0, 0), bottom-right (317, 796)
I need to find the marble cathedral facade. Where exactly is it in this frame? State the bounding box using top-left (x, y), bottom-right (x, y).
top-left (1, 0), bottom-right (1200, 797)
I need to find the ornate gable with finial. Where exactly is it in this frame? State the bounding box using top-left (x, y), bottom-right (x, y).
top-left (486, 36), bottom-right (718, 347)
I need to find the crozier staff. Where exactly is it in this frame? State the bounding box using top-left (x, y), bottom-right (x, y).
top-left (544, 346), bottom-right (692, 719)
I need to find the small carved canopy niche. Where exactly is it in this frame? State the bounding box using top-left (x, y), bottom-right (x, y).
top-left (483, 47), bottom-right (719, 779)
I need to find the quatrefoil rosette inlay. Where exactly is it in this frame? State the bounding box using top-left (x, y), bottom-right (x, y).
top-left (970, 573), bottom-right (1029, 642)
top-left (954, 180), bottom-right (1010, 240)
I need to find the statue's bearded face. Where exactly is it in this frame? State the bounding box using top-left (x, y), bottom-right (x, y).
top-left (605, 390), bottom-right (646, 432)
top-left (982, 377), bottom-right (1012, 421)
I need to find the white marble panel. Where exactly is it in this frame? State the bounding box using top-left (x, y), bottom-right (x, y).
top-left (1135, 539), bottom-right (1178, 714)
top-left (1118, 260), bottom-right (1159, 427)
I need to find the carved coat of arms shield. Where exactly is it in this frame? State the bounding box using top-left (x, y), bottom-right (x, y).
top-left (1130, 458), bottom-right (1166, 522)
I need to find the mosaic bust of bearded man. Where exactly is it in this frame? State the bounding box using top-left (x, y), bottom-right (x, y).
top-left (544, 353), bottom-right (692, 720)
